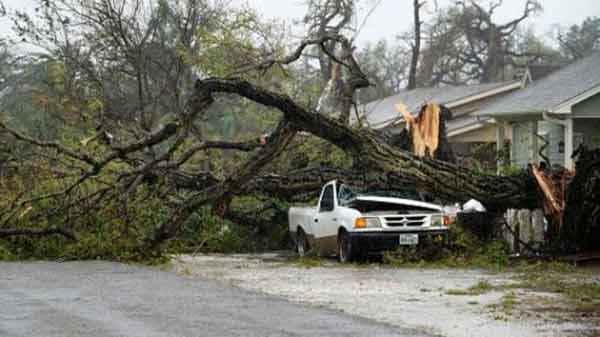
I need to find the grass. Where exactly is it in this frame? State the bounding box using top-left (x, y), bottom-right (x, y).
top-left (177, 265), bottom-right (194, 276)
top-left (294, 256), bottom-right (325, 268)
top-left (486, 292), bottom-right (519, 316)
top-left (446, 279), bottom-right (494, 296)
top-left (498, 261), bottom-right (600, 316)
top-left (565, 283), bottom-right (600, 312)
top-left (513, 260), bottom-right (578, 274)
top-left (445, 288), bottom-right (472, 295)
top-left (500, 292), bottom-right (519, 315)
top-left (503, 274), bottom-right (565, 293)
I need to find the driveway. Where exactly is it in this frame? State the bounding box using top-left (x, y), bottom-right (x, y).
top-left (173, 254), bottom-right (596, 337)
top-left (0, 261), bottom-right (428, 337)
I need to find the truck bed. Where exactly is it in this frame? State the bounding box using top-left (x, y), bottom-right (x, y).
top-left (288, 206), bottom-right (316, 233)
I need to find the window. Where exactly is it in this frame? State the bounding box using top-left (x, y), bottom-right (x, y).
top-left (320, 185), bottom-right (335, 212)
top-left (337, 184), bottom-right (356, 206)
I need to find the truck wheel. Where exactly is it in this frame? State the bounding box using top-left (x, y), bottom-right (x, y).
top-left (296, 230), bottom-right (309, 257)
top-left (338, 231), bottom-right (355, 263)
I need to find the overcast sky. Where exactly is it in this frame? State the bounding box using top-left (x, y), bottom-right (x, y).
top-left (238, 0), bottom-right (600, 45)
top-left (2, 0), bottom-right (600, 47)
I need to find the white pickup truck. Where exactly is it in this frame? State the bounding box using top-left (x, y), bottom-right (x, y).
top-left (288, 180), bottom-right (450, 262)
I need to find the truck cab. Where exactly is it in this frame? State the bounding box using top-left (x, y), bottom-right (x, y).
top-left (289, 180), bottom-right (450, 262)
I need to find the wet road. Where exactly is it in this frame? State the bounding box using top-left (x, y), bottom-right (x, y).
top-left (0, 262), bottom-right (428, 337)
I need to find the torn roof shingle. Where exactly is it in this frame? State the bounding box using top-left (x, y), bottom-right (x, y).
top-left (356, 81), bottom-right (517, 128)
top-left (477, 51), bottom-right (600, 117)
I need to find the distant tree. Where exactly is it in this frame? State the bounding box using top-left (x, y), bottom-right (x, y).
top-left (355, 40), bottom-right (409, 103)
top-left (417, 7), bottom-right (466, 86)
top-left (455, 0), bottom-right (543, 82)
top-left (417, 0), bottom-right (543, 85)
top-left (557, 17), bottom-right (600, 61)
top-left (510, 27), bottom-right (563, 66)
top-left (407, 0), bottom-right (425, 90)
top-left (6, 0), bottom-right (286, 138)
top-left (303, 0), bottom-right (355, 84)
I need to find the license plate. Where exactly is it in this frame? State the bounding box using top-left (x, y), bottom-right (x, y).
top-left (399, 234), bottom-right (419, 245)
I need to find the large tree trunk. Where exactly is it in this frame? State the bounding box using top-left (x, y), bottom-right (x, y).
top-left (192, 78), bottom-right (538, 211)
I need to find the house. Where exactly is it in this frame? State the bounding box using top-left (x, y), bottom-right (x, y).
top-left (476, 51), bottom-right (600, 170)
top-left (357, 80), bottom-right (524, 167)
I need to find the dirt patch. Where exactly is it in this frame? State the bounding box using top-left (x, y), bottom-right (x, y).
top-left (172, 254), bottom-right (598, 337)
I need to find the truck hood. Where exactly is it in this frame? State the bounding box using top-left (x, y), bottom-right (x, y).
top-left (351, 196), bottom-right (442, 212)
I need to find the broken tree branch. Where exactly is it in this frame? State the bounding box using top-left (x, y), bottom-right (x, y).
top-left (191, 77), bottom-right (537, 210)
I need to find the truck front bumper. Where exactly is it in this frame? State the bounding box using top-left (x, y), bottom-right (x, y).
top-left (348, 230), bottom-right (449, 252)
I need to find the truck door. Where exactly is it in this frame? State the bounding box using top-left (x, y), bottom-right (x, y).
top-left (315, 183), bottom-right (339, 242)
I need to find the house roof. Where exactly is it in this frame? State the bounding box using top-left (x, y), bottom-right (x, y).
top-left (477, 51), bottom-right (600, 117)
top-left (527, 64), bottom-right (563, 81)
top-left (356, 81), bottom-right (519, 129)
top-left (447, 115), bottom-right (486, 137)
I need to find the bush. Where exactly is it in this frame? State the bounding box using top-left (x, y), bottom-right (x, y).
top-left (168, 202), bottom-right (292, 255)
top-left (383, 221), bottom-right (510, 269)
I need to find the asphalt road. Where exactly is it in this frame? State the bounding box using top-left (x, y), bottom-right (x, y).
top-left (0, 262), bottom-right (429, 337)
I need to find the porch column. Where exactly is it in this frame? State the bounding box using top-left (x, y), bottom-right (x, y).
top-left (507, 122), bottom-right (514, 166)
top-left (530, 121), bottom-right (539, 165)
top-left (564, 118), bottom-right (574, 169)
top-left (496, 123), bottom-right (505, 175)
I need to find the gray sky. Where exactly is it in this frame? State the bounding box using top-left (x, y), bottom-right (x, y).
top-left (2, 0), bottom-right (600, 47)
top-left (238, 0), bottom-right (600, 45)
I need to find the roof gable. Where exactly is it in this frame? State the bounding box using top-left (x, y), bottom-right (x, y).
top-left (478, 51), bottom-right (600, 117)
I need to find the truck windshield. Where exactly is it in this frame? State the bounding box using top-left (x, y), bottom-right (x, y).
top-left (337, 184), bottom-right (356, 205)
top-left (338, 183), bottom-right (423, 203)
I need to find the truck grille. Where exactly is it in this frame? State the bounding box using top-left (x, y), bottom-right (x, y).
top-left (383, 215), bottom-right (427, 227)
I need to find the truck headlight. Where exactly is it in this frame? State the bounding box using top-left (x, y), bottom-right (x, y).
top-left (355, 217), bottom-right (381, 229)
top-left (432, 215), bottom-right (451, 227)
top-left (443, 215), bottom-right (452, 226)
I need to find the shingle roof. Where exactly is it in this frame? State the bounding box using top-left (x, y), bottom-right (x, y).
top-left (356, 81), bottom-right (516, 129)
top-left (528, 64), bottom-right (563, 81)
top-left (447, 115), bottom-right (485, 134)
top-left (477, 51), bottom-right (600, 117)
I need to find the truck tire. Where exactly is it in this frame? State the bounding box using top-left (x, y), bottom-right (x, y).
top-left (338, 231), bottom-right (356, 263)
top-left (296, 229), bottom-right (309, 257)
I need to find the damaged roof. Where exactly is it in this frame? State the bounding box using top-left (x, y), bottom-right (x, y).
top-left (356, 81), bottom-right (519, 129)
top-left (477, 51), bottom-right (600, 117)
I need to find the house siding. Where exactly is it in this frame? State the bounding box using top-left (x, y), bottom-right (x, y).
top-left (512, 123), bottom-right (533, 167)
top-left (512, 120), bottom-right (565, 168)
top-left (573, 92), bottom-right (600, 118)
top-left (451, 124), bottom-right (497, 143)
top-left (574, 119), bottom-right (600, 147)
top-left (538, 121), bottom-right (564, 166)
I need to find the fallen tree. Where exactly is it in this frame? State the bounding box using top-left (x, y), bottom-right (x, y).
top-left (190, 77), bottom-right (537, 208)
top-left (0, 30), bottom-right (596, 257)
